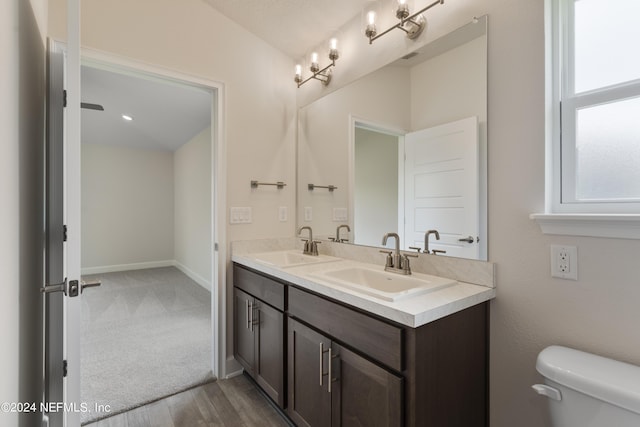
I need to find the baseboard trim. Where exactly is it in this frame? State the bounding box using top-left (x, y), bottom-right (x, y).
top-left (81, 260), bottom-right (175, 275)
top-left (82, 260), bottom-right (212, 291)
top-left (174, 261), bottom-right (211, 291)
top-left (224, 356), bottom-right (243, 379)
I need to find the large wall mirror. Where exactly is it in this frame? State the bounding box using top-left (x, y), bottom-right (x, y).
top-left (297, 16), bottom-right (488, 260)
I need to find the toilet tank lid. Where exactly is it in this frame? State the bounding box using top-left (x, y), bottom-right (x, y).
top-left (537, 346), bottom-right (640, 415)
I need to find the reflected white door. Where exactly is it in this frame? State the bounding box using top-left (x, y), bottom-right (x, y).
top-left (404, 117), bottom-right (479, 259)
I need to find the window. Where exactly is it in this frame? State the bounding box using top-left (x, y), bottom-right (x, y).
top-left (551, 0), bottom-right (640, 213)
top-left (533, 0), bottom-right (640, 238)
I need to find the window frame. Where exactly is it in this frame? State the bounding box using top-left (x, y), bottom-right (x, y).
top-left (550, 0), bottom-right (640, 214)
top-left (533, 0), bottom-right (640, 239)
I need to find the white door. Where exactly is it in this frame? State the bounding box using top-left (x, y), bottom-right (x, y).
top-left (43, 2), bottom-right (83, 425)
top-left (404, 117), bottom-right (480, 259)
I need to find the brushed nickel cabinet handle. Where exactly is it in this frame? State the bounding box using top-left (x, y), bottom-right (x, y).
top-left (245, 299), bottom-right (250, 330)
top-left (319, 342), bottom-right (324, 387)
top-left (328, 347), bottom-right (332, 393)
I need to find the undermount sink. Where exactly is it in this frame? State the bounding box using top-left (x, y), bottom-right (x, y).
top-left (251, 250), bottom-right (340, 268)
top-left (310, 267), bottom-right (457, 302)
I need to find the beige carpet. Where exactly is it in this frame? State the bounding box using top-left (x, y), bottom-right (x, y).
top-left (80, 267), bottom-right (214, 424)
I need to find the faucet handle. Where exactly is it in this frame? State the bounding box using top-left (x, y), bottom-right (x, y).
top-left (408, 246), bottom-right (422, 253)
top-left (379, 250), bottom-right (394, 268)
top-left (401, 253), bottom-right (417, 274)
top-left (432, 249), bottom-right (447, 255)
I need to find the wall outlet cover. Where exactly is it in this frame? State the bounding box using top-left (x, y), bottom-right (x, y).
top-left (550, 245), bottom-right (578, 280)
top-left (304, 207), bottom-right (312, 222)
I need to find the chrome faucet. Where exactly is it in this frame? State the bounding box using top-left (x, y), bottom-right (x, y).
top-left (329, 224), bottom-right (350, 243)
top-left (298, 226), bottom-right (319, 256)
top-left (380, 232), bottom-right (417, 275)
top-left (424, 229), bottom-right (446, 255)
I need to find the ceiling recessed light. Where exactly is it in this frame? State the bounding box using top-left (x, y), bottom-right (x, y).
top-left (122, 114), bottom-right (133, 121)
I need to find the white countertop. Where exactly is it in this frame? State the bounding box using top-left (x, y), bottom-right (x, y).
top-left (232, 251), bottom-right (496, 328)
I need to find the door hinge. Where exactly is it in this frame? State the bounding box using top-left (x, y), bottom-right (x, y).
top-left (63, 360), bottom-right (67, 377)
top-left (63, 225), bottom-right (67, 242)
top-left (63, 90), bottom-right (67, 108)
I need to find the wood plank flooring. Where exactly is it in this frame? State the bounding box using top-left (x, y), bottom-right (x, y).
top-left (84, 374), bottom-right (291, 427)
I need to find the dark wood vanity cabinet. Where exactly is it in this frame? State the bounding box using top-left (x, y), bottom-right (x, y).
top-left (288, 317), bottom-right (403, 427)
top-left (233, 263), bottom-right (489, 427)
top-left (233, 265), bottom-right (286, 408)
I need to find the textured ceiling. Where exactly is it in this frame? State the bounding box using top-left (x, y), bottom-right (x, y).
top-left (201, 0), bottom-right (368, 59)
top-left (81, 66), bottom-right (212, 152)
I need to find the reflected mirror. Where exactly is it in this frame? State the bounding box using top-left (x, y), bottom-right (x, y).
top-left (297, 16), bottom-right (488, 260)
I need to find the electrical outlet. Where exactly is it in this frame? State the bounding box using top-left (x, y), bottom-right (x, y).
top-left (550, 245), bottom-right (578, 280)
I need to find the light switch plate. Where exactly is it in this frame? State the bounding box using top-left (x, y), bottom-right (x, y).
top-left (333, 207), bottom-right (348, 222)
top-left (278, 206), bottom-right (288, 222)
top-left (230, 207), bottom-right (252, 224)
top-left (304, 207), bottom-right (312, 222)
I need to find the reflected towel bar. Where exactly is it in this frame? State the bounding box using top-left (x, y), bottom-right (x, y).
top-left (251, 180), bottom-right (286, 189)
top-left (308, 184), bottom-right (337, 192)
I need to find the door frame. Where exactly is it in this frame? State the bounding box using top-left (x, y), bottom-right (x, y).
top-left (77, 47), bottom-right (228, 378)
top-left (348, 115), bottom-right (406, 246)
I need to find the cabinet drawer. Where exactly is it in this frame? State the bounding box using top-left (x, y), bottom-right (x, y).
top-left (288, 286), bottom-right (403, 372)
top-left (233, 264), bottom-right (285, 311)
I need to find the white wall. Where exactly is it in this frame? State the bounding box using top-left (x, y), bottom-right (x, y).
top-left (81, 143), bottom-right (175, 271)
top-left (410, 35), bottom-right (486, 131)
top-left (174, 127), bottom-right (212, 289)
top-left (2, 0), bottom-right (47, 425)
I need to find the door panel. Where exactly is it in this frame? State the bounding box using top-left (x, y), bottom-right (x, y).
top-left (332, 344), bottom-right (403, 427)
top-left (234, 288), bottom-right (254, 373)
top-left (288, 318), bottom-right (331, 427)
top-left (404, 116), bottom-right (479, 259)
top-left (44, 38), bottom-right (65, 427)
top-left (255, 301), bottom-right (284, 407)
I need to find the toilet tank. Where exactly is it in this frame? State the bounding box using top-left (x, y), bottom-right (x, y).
top-left (534, 345), bottom-right (640, 427)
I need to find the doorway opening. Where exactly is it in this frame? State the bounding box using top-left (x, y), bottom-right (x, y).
top-left (78, 56), bottom-right (223, 424)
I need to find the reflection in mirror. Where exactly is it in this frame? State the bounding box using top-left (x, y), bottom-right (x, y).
top-left (297, 16), bottom-right (488, 260)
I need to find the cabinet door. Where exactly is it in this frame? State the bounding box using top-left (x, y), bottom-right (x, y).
top-left (254, 300), bottom-right (284, 408)
top-left (288, 318), bottom-right (332, 427)
top-left (332, 343), bottom-right (403, 427)
top-left (234, 288), bottom-right (254, 374)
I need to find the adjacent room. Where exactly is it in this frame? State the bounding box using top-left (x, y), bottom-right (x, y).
top-left (78, 64), bottom-right (215, 424)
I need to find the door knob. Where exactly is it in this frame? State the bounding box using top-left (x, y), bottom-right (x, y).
top-left (80, 280), bottom-right (101, 293)
top-left (458, 236), bottom-right (476, 243)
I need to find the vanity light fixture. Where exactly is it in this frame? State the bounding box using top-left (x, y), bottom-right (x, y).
top-left (294, 38), bottom-right (339, 88)
top-left (364, 0), bottom-right (444, 44)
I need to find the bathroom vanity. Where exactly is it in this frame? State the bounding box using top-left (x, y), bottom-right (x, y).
top-left (232, 246), bottom-right (495, 427)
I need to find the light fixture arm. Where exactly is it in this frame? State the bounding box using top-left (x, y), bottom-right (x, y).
top-left (367, 0), bottom-right (444, 44)
top-left (296, 59), bottom-right (335, 88)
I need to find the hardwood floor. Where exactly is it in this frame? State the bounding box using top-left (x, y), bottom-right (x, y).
top-left (84, 374), bottom-right (291, 427)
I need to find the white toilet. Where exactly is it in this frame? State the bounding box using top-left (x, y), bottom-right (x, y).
top-left (533, 345), bottom-right (640, 426)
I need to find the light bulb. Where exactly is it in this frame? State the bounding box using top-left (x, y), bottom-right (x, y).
top-left (396, 0), bottom-right (409, 19)
top-left (329, 38), bottom-right (339, 61)
top-left (368, 10), bottom-right (376, 25)
top-left (294, 64), bottom-right (302, 83)
top-left (310, 52), bottom-right (319, 73)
